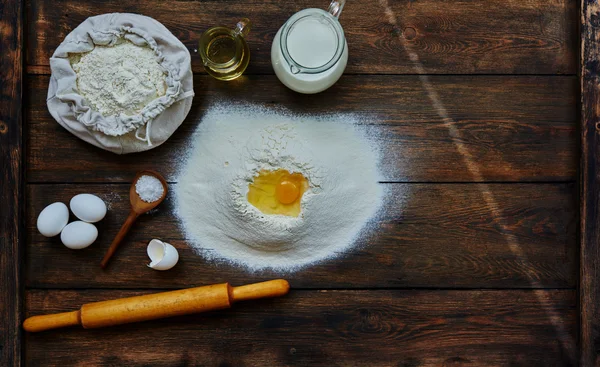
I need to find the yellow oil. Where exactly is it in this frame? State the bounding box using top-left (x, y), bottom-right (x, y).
top-left (247, 169), bottom-right (309, 217)
top-left (200, 28), bottom-right (250, 81)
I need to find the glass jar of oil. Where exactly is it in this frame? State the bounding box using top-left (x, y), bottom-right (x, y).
top-left (199, 19), bottom-right (251, 81)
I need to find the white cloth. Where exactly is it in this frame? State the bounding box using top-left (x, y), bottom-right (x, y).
top-left (47, 13), bottom-right (194, 154)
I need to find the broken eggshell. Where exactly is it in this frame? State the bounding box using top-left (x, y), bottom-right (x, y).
top-left (147, 239), bottom-right (179, 271)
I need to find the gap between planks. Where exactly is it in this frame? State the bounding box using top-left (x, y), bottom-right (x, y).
top-left (25, 286), bottom-right (576, 291)
top-left (27, 181), bottom-right (577, 185)
top-left (25, 65), bottom-right (577, 77)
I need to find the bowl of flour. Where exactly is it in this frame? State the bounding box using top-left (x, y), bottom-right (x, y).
top-left (47, 13), bottom-right (195, 154)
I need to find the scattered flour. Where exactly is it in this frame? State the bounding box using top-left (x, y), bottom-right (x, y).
top-left (100, 192), bottom-right (122, 211)
top-left (175, 104), bottom-right (383, 271)
top-left (136, 175), bottom-right (164, 203)
top-left (71, 40), bottom-right (167, 117)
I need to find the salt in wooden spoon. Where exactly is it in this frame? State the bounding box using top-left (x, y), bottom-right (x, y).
top-left (100, 170), bottom-right (168, 268)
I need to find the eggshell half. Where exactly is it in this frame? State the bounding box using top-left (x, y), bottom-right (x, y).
top-left (70, 194), bottom-right (107, 223)
top-left (60, 221), bottom-right (98, 249)
top-left (147, 239), bottom-right (179, 271)
top-left (37, 202), bottom-right (69, 237)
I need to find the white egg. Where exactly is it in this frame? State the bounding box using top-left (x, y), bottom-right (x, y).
top-left (60, 221), bottom-right (98, 250)
top-left (70, 194), bottom-right (107, 223)
top-left (37, 202), bottom-right (69, 237)
top-left (147, 239), bottom-right (179, 271)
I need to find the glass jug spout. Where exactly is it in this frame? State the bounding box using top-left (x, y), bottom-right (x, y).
top-left (233, 18), bottom-right (252, 38)
top-left (328, 0), bottom-right (346, 18)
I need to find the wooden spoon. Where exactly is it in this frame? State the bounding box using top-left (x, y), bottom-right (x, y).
top-left (100, 170), bottom-right (168, 269)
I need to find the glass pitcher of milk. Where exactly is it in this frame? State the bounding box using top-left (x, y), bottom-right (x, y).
top-left (271, 0), bottom-right (348, 94)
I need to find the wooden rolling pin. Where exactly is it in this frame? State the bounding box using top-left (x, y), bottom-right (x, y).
top-left (23, 279), bottom-right (289, 332)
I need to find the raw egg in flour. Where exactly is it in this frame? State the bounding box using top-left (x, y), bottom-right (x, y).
top-left (247, 169), bottom-right (308, 217)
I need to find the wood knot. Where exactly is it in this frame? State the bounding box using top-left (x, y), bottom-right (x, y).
top-left (0, 122), bottom-right (7, 134)
top-left (443, 356), bottom-right (472, 366)
top-left (596, 121), bottom-right (600, 131)
top-left (592, 13), bottom-right (600, 28)
top-left (403, 27), bottom-right (417, 41)
top-left (357, 308), bottom-right (388, 333)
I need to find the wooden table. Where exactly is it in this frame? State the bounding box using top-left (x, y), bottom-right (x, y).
top-left (2, 0), bottom-right (598, 365)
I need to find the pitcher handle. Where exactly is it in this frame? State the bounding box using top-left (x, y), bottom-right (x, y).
top-left (233, 18), bottom-right (252, 38)
top-left (328, 0), bottom-right (346, 18)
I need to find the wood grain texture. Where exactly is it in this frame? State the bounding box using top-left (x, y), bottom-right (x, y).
top-left (25, 0), bottom-right (577, 75)
top-left (18, 0), bottom-right (582, 364)
top-left (24, 289), bottom-right (577, 366)
top-left (581, 0), bottom-right (599, 365)
top-left (27, 75), bottom-right (577, 183)
top-left (26, 183), bottom-right (576, 289)
top-left (0, 0), bottom-right (23, 366)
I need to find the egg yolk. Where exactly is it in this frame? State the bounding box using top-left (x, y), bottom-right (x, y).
top-left (247, 169), bottom-right (308, 217)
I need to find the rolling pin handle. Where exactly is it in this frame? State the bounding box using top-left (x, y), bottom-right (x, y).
top-left (23, 310), bottom-right (81, 333)
top-left (230, 279), bottom-right (290, 302)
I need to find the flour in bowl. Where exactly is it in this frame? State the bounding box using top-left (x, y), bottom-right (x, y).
top-left (71, 40), bottom-right (167, 117)
top-left (175, 104), bottom-right (384, 271)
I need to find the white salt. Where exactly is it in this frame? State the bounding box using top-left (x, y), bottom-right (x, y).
top-left (135, 175), bottom-right (164, 203)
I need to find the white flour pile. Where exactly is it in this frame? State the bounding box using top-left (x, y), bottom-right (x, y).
top-left (175, 105), bottom-right (383, 271)
top-left (71, 40), bottom-right (167, 116)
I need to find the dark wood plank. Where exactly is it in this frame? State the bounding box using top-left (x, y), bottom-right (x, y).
top-left (26, 183), bottom-right (576, 289)
top-left (0, 0), bottom-right (23, 365)
top-left (24, 289), bottom-right (577, 366)
top-left (27, 75), bottom-right (577, 183)
top-left (581, 0), bottom-right (599, 365)
top-left (25, 0), bottom-right (577, 75)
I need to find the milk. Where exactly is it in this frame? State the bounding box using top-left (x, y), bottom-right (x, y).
top-left (287, 18), bottom-right (337, 67)
top-left (271, 8), bottom-right (348, 94)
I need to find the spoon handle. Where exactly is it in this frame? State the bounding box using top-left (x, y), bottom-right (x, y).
top-left (101, 210), bottom-right (139, 268)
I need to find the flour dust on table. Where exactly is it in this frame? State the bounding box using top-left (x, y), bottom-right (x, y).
top-left (175, 104), bottom-right (384, 271)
